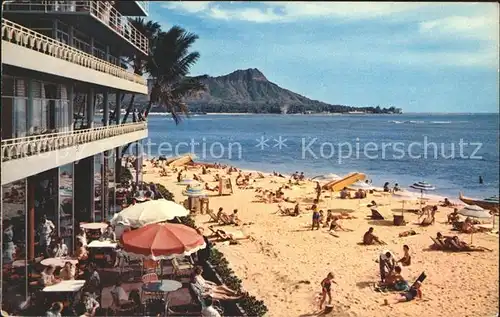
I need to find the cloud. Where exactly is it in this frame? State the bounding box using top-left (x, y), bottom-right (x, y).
top-left (419, 15), bottom-right (499, 42)
top-left (162, 2), bottom-right (461, 23)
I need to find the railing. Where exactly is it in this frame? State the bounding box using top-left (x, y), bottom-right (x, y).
top-left (1, 18), bottom-right (146, 86)
top-left (1, 122), bottom-right (147, 162)
top-left (3, 1), bottom-right (149, 55)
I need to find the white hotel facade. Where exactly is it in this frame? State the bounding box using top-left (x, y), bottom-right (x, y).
top-left (1, 0), bottom-right (149, 307)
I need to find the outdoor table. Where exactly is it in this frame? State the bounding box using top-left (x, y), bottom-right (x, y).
top-left (42, 280), bottom-right (86, 293)
top-left (40, 257), bottom-right (78, 267)
top-left (142, 280), bottom-right (182, 294)
top-left (142, 280), bottom-right (182, 316)
top-left (87, 240), bottom-right (118, 249)
top-left (80, 222), bottom-right (108, 230)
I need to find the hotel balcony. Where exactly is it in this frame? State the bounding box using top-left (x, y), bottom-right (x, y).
top-left (1, 18), bottom-right (148, 94)
top-left (1, 122), bottom-right (148, 185)
top-left (3, 1), bottom-right (149, 56)
top-left (114, 1), bottom-right (149, 17)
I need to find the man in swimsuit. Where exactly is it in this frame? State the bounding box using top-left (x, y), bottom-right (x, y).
top-left (363, 227), bottom-right (384, 245)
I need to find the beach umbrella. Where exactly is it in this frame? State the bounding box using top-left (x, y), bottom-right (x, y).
top-left (182, 185), bottom-right (207, 197)
top-left (120, 223), bottom-right (206, 260)
top-left (457, 204), bottom-right (492, 244)
top-left (110, 199), bottom-right (189, 228)
top-left (409, 181), bottom-right (435, 209)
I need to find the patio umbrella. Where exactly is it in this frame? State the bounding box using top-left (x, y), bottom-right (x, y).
top-left (110, 199), bottom-right (189, 228)
top-left (182, 185), bottom-right (207, 197)
top-left (120, 223), bottom-right (206, 260)
top-left (409, 181), bottom-right (435, 210)
top-left (392, 191), bottom-right (419, 216)
top-left (457, 204), bottom-right (492, 244)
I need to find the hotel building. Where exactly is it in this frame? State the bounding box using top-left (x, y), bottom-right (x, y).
top-left (1, 1), bottom-right (149, 308)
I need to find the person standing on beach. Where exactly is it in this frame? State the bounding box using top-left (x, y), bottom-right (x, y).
top-left (319, 272), bottom-right (337, 310)
top-left (315, 182), bottom-right (322, 202)
top-left (379, 251), bottom-right (395, 283)
top-left (312, 208), bottom-right (321, 230)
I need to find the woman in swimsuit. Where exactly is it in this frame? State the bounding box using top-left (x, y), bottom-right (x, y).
top-left (385, 281), bottom-right (422, 305)
top-left (319, 272), bottom-right (336, 310)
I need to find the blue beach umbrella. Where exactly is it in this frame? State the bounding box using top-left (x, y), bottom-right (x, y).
top-left (410, 181), bottom-right (435, 209)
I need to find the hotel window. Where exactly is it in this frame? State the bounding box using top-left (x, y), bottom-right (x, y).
top-left (33, 169), bottom-right (59, 256)
top-left (1, 76), bottom-right (28, 138)
top-left (56, 84), bottom-right (71, 132)
top-left (2, 179), bottom-right (28, 309)
top-left (73, 30), bottom-right (91, 54)
top-left (31, 80), bottom-right (49, 134)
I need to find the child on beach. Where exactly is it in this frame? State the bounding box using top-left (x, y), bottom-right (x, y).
top-left (319, 272), bottom-right (337, 310)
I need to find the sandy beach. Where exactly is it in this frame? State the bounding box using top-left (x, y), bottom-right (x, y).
top-left (142, 160), bottom-right (499, 317)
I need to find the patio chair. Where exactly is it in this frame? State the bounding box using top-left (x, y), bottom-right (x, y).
top-left (110, 290), bottom-right (138, 316)
top-left (172, 257), bottom-right (194, 280)
top-left (141, 273), bottom-right (159, 300)
top-left (141, 259), bottom-right (160, 275)
top-left (189, 283), bottom-right (224, 315)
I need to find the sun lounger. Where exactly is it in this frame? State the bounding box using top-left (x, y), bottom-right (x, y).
top-left (207, 210), bottom-right (219, 223)
top-left (218, 214), bottom-right (233, 225)
top-left (430, 237), bottom-right (446, 250)
top-left (419, 216), bottom-right (434, 226)
top-left (370, 209), bottom-right (385, 220)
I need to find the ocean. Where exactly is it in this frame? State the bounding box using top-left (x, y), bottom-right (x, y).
top-left (141, 113), bottom-right (499, 198)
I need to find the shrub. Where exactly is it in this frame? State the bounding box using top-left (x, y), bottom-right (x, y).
top-left (154, 183), bottom-right (175, 201)
top-left (119, 167), bottom-right (133, 183)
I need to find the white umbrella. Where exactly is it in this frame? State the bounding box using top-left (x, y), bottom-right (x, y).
top-left (457, 204), bottom-right (492, 244)
top-left (110, 199), bottom-right (189, 228)
top-left (457, 204), bottom-right (491, 219)
top-left (392, 191), bottom-right (419, 216)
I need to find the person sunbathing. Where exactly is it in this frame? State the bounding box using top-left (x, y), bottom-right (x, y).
top-left (384, 281), bottom-right (422, 305)
top-left (340, 188), bottom-right (351, 199)
top-left (461, 217), bottom-right (479, 233)
top-left (211, 227), bottom-right (252, 242)
top-left (291, 203), bottom-right (300, 216)
top-left (397, 245), bottom-right (411, 266)
top-left (398, 230), bottom-right (417, 238)
top-left (192, 267), bottom-right (243, 300)
top-left (228, 210), bottom-right (242, 226)
top-left (353, 189), bottom-right (366, 199)
top-left (363, 227), bottom-right (385, 245)
top-left (205, 183), bottom-right (218, 192)
top-left (329, 217), bottom-right (353, 232)
top-left (284, 197), bottom-right (297, 203)
top-left (379, 266), bottom-right (407, 289)
top-left (447, 208), bottom-right (460, 224)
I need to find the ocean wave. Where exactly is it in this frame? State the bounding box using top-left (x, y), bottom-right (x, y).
top-left (407, 120), bottom-right (425, 124)
top-left (388, 120), bottom-right (403, 124)
top-left (430, 121), bottom-right (452, 124)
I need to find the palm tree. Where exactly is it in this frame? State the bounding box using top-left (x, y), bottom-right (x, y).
top-left (120, 26), bottom-right (206, 156)
top-left (144, 26), bottom-right (206, 122)
top-left (121, 18), bottom-right (161, 124)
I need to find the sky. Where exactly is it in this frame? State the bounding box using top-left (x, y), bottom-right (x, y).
top-left (149, 1), bottom-right (499, 113)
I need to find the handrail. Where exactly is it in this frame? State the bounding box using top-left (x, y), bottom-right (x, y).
top-left (1, 122), bottom-right (147, 162)
top-left (1, 18), bottom-right (146, 86)
top-left (3, 1), bottom-right (149, 55)
top-left (136, 1), bottom-right (149, 15)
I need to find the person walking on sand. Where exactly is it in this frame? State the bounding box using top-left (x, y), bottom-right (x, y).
top-left (319, 272), bottom-right (337, 310)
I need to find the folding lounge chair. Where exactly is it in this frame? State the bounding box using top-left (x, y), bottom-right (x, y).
top-left (218, 214), bottom-right (233, 225)
top-left (371, 209), bottom-right (385, 220)
top-left (430, 237), bottom-right (446, 250)
top-left (207, 210), bottom-right (219, 223)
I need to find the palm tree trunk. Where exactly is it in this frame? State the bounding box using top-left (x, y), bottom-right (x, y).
top-left (144, 99), bottom-right (154, 118)
top-left (121, 94), bottom-right (136, 124)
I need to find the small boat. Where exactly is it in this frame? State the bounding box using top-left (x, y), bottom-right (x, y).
top-left (459, 192), bottom-right (499, 210)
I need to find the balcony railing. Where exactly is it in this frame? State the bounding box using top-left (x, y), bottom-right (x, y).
top-left (2, 18), bottom-right (146, 86)
top-left (3, 1), bottom-right (149, 55)
top-left (1, 122), bottom-right (147, 162)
